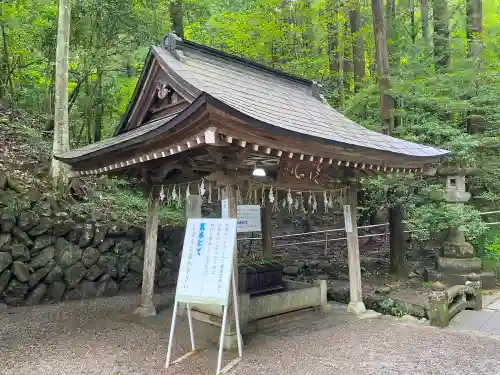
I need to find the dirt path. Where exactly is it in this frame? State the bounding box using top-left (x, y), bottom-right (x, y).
top-left (2, 293), bottom-right (500, 375)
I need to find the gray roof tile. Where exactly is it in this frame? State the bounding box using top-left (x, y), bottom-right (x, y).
top-left (154, 45), bottom-right (448, 159)
top-left (57, 41), bottom-right (448, 165)
top-left (59, 114), bottom-right (177, 159)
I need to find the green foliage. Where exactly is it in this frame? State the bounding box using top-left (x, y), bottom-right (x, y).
top-left (406, 203), bottom-right (487, 242)
top-left (76, 178), bottom-right (185, 227)
top-left (1, 0), bottom-right (499, 241)
top-left (475, 227), bottom-right (500, 269)
top-left (376, 297), bottom-right (408, 317)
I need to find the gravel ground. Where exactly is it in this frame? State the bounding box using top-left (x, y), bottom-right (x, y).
top-left (2, 294), bottom-right (500, 375)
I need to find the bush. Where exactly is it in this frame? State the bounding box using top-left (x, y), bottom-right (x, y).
top-left (475, 227), bottom-right (500, 273)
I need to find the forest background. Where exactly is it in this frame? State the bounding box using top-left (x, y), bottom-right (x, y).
top-left (0, 0), bottom-right (499, 274)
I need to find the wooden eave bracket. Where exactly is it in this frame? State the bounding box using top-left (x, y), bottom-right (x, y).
top-left (219, 133), bottom-right (427, 176)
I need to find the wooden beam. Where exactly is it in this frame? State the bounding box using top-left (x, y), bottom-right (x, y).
top-left (186, 195), bottom-right (202, 219)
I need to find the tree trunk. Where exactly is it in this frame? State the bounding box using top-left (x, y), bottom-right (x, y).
top-left (0, 6), bottom-right (13, 99)
top-left (327, 1), bottom-right (341, 73)
top-left (466, 0), bottom-right (482, 62)
top-left (327, 0), bottom-right (343, 104)
top-left (44, 63), bottom-right (57, 131)
top-left (466, 0), bottom-right (483, 134)
top-left (301, 0), bottom-right (314, 52)
top-left (388, 196), bottom-right (407, 275)
top-left (372, 0), bottom-right (407, 274)
top-left (342, 20), bottom-right (352, 94)
top-left (420, 0), bottom-right (430, 44)
top-left (169, 0), bottom-right (184, 39)
top-left (93, 66), bottom-right (103, 143)
top-left (371, 0), bottom-right (394, 135)
top-left (432, 0), bottom-right (451, 72)
top-left (385, 0), bottom-right (396, 62)
top-left (51, 0), bottom-right (71, 188)
top-left (349, 0), bottom-right (365, 93)
top-left (410, 0), bottom-right (416, 44)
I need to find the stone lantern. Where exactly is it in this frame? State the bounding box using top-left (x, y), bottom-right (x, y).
top-left (424, 170), bottom-right (495, 288)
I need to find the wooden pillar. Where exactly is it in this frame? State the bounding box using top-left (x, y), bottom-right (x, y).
top-left (343, 184), bottom-right (366, 315)
top-left (186, 195), bottom-right (202, 218)
top-left (134, 193), bottom-right (160, 317)
top-left (222, 185), bottom-right (241, 350)
top-left (261, 197), bottom-right (272, 259)
top-left (177, 195), bottom-right (202, 317)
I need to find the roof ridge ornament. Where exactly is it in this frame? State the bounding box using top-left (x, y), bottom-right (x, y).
top-left (311, 81), bottom-right (327, 103)
top-left (162, 32), bottom-right (185, 61)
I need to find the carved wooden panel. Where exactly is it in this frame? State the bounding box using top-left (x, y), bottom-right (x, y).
top-left (277, 158), bottom-right (330, 185)
top-left (242, 154), bottom-right (280, 166)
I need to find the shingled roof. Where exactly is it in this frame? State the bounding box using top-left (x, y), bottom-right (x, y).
top-left (151, 40), bottom-right (447, 158)
top-left (55, 33), bottom-right (449, 173)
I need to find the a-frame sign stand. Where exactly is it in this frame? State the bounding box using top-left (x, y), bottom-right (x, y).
top-left (165, 218), bottom-right (243, 374)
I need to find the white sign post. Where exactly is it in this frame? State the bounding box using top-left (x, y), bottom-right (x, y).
top-left (221, 199), bottom-right (229, 218)
top-left (343, 205), bottom-right (353, 233)
top-left (236, 205), bottom-right (261, 233)
top-left (165, 218), bottom-right (243, 374)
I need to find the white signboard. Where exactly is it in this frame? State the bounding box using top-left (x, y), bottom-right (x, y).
top-left (236, 205), bottom-right (262, 232)
top-left (343, 205), bottom-right (353, 233)
top-left (176, 218), bottom-right (237, 305)
top-left (221, 199), bottom-right (229, 218)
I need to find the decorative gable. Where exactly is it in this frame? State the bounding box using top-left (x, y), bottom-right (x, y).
top-left (142, 81), bottom-right (189, 123)
top-left (122, 57), bottom-right (194, 132)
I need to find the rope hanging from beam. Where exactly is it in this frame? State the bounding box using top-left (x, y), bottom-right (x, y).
top-left (156, 178), bottom-right (349, 215)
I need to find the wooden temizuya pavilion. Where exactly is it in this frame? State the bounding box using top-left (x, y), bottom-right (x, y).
top-left (55, 33), bottom-right (448, 341)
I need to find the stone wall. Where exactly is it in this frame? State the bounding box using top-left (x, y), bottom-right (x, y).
top-left (0, 183), bottom-right (183, 306)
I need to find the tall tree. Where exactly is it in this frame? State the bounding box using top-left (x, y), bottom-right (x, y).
top-left (466, 0), bottom-right (482, 62)
top-left (0, 5), bottom-right (13, 99)
top-left (385, 0), bottom-right (397, 61)
top-left (170, 0), bottom-right (185, 38)
top-left (349, 0), bottom-right (365, 92)
top-left (372, 0), bottom-right (407, 275)
top-left (409, 0), bottom-right (417, 44)
top-left (466, 0), bottom-right (483, 134)
top-left (327, 0), bottom-right (344, 104)
top-left (343, 19), bottom-right (353, 94)
top-left (433, 0), bottom-right (451, 71)
top-left (51, 0), bottom-right (71, 187)
top-left (327, 1), bottom-right (342, 74)
top-left (372, 0), bottom-right (393, 135)
top-left (420, 0), bottom-right (430, 44)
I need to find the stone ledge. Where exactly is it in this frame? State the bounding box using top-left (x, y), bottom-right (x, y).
top-left (424, 269), bottom-right (496, 289)
top-left (436, 257), bottom-right (482, 273)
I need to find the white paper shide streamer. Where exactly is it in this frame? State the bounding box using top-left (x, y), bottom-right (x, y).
top-left (287, 189), bottom-right (293, 213)
top-left (268, 186), bottom-right (275, 203)
top-left (172, 185), bottom-right (178, 202)
top-left (200, 179), bottom-right (206, 196)
top-left (159, 185), bottom-right (165, 202)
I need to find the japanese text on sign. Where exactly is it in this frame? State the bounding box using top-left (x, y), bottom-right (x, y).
top-left (343, 205), bottom-right (353, 233)
top-left (175, 218), bottom-right (237, 305)
top-left (236, 205), bottom-right (261, 232)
